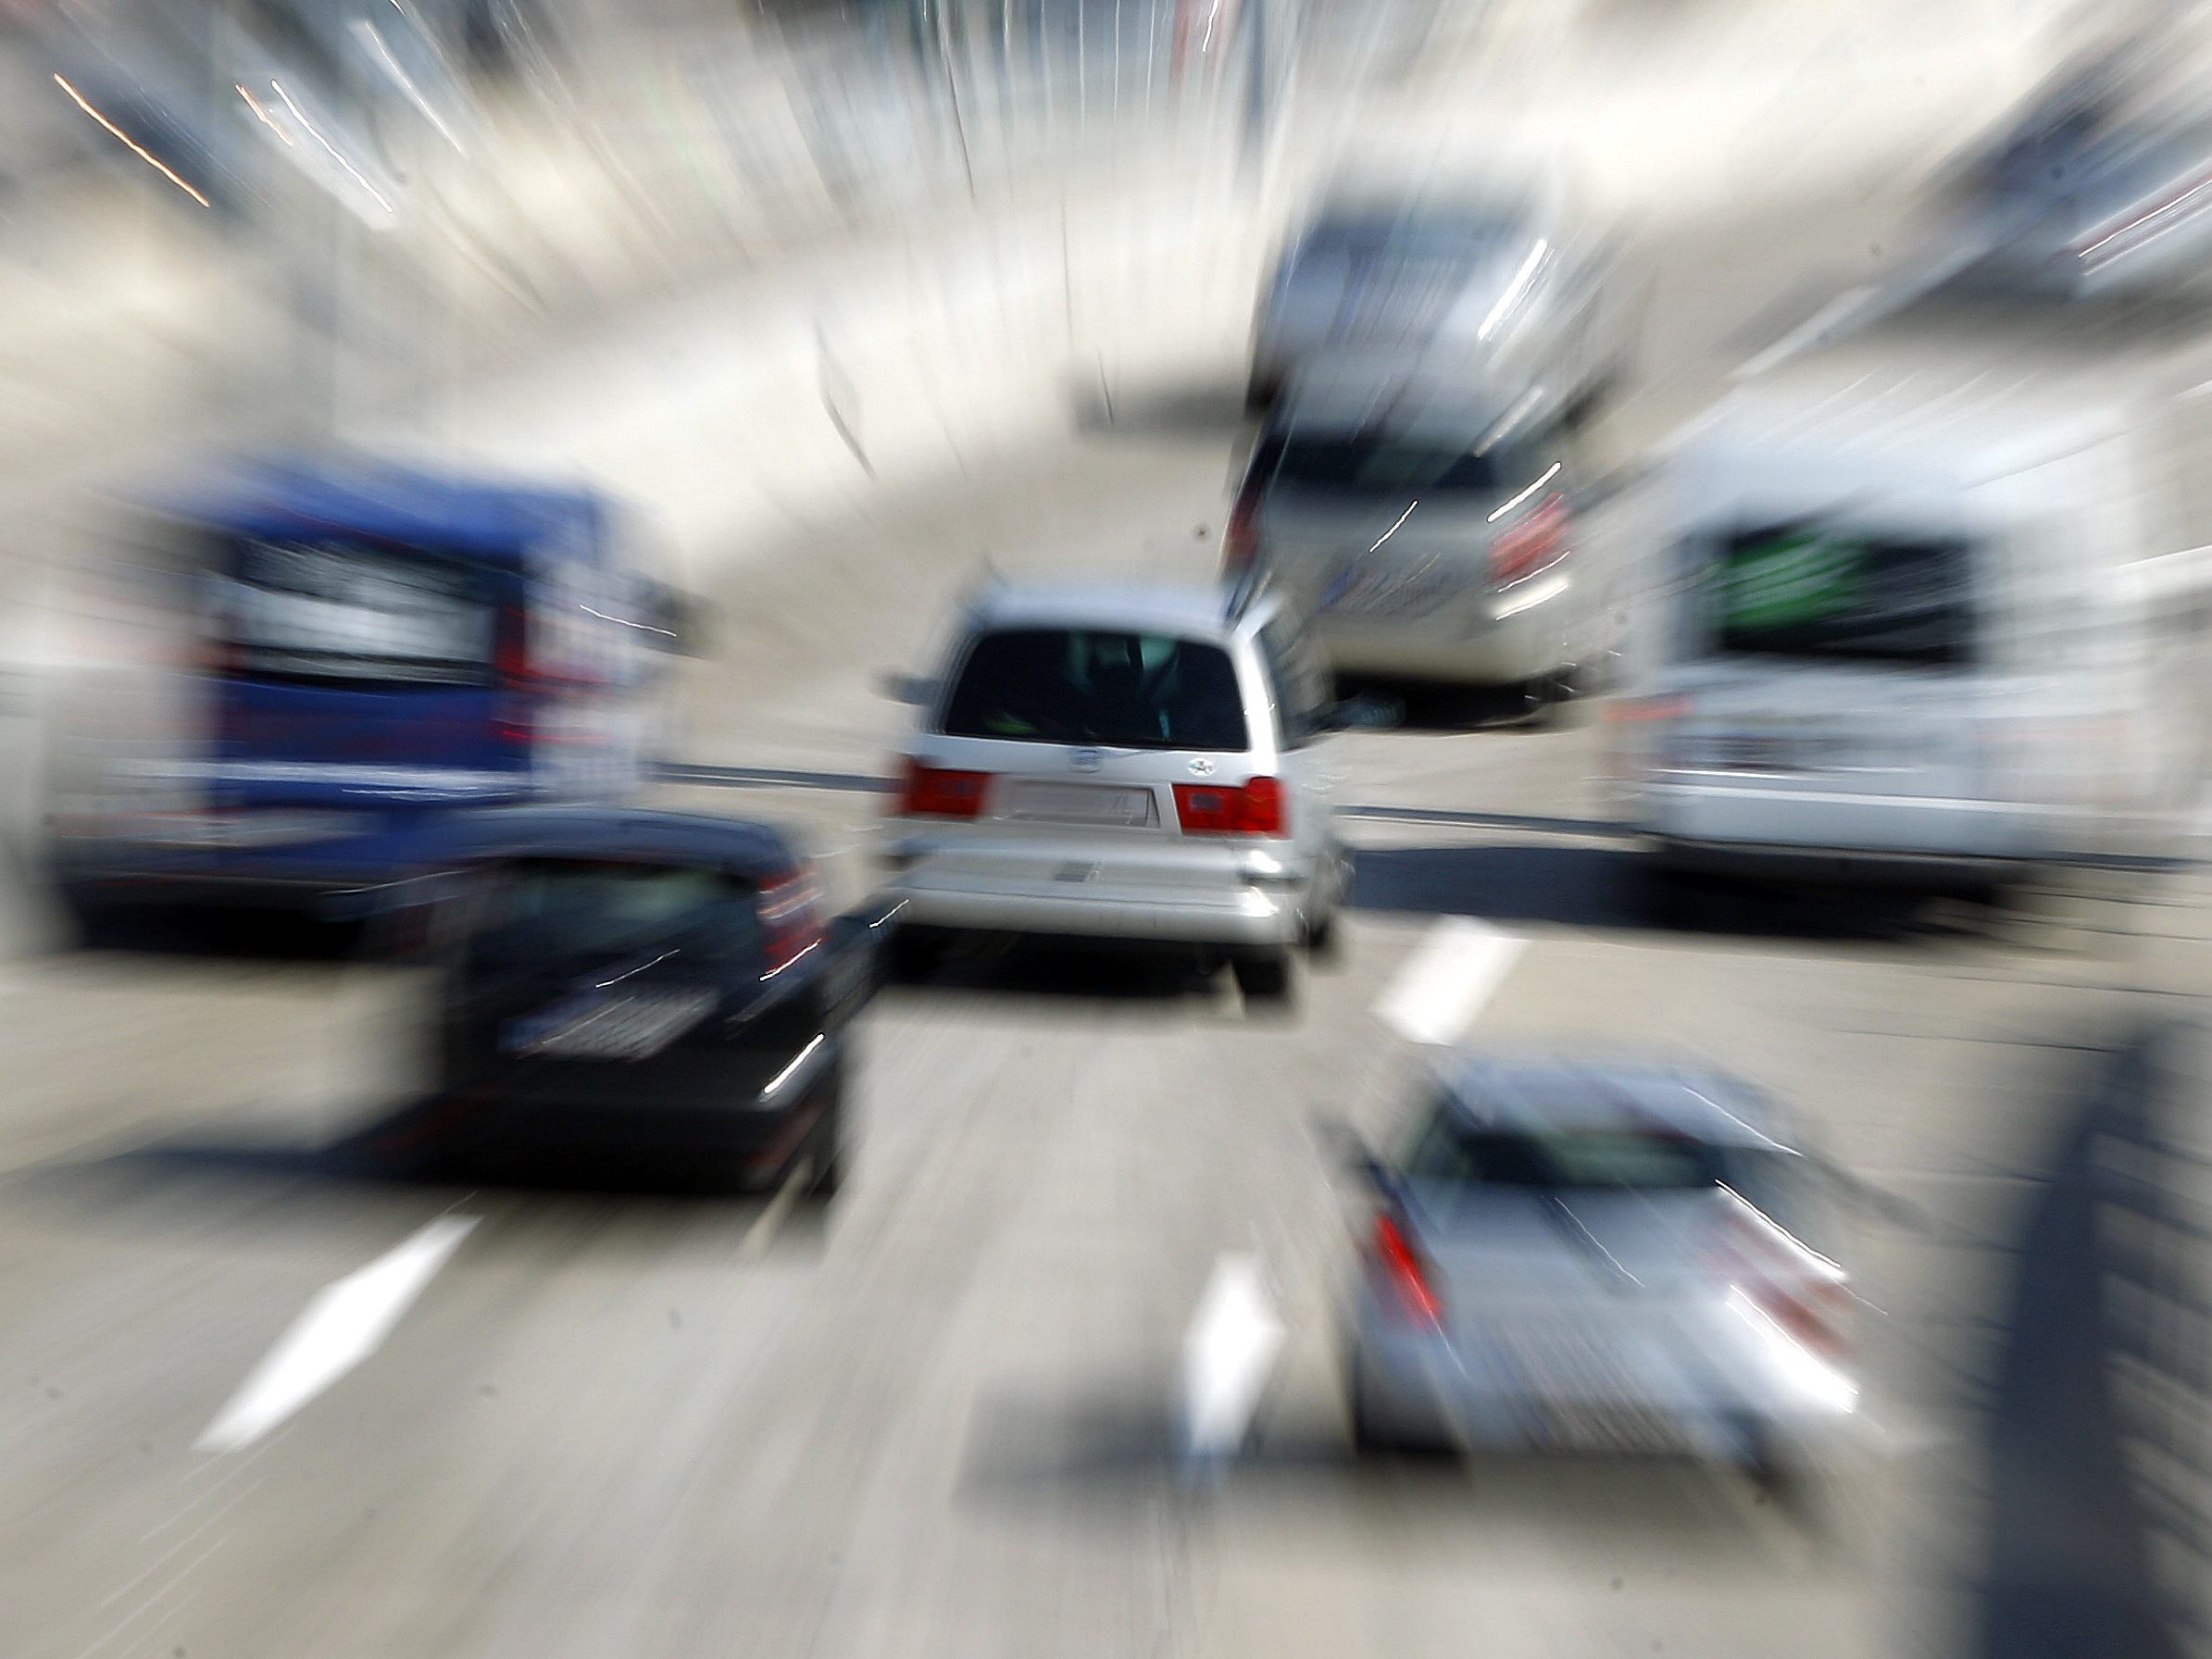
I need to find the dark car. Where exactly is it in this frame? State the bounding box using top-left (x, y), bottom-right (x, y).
top-left (428, 808), bottom-right (883, 1196)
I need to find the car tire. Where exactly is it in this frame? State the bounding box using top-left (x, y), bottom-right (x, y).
top-left (1244, 368), bottom-right (1282, 413)
top-left (887, 923), bottom-right (951, 981)
top-left (1349, 1363), bottom-right (1455, 1458)
top-left (804, 1088), bottom-right (844, 1203)
top-left (1305, 902), bottom-right (1342, 963)
top-left (1635, 859), bottom-right (1703, 928)
top-left (1231, 948), bottom-right (1294, 1006)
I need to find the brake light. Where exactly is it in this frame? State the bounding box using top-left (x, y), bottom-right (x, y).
top-left (1492, 494), bottom-right (1568, 584)
top-left (758, 867), bottom-right (826, 975)
top-left (1223, 494), bottom-right (1259, 580)
top-left (1172, 775), bottom-right (1285, 835)
top-left (894, 760), bottom-right (992, 818)
top-left (1369, 1211), bottom-right (1442, 1328)
top-left (1756, 1278), bottom-right (1855, 1363)
top-left (495, 605), bottom-right (532, 689)
top-left (1706, 1196), bottom-right (1854, 1364)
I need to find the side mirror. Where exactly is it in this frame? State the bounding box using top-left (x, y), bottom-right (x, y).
top-left (1322, 693), bottom-right (1401, 733)
top-left (874, 672), bottom-right (936, 707)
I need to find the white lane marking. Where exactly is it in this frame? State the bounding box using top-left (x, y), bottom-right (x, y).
top-left (1181, 1254), bottom-right (1284, 1470)
top-left (194, 1215), bottom-right (479, 1453)
top-left (102, 1483), bottom-right (254, 1607)
top-left (1372, 917), bottom-right (1526, 1046)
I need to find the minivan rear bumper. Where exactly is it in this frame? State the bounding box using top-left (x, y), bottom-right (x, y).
top-left (1316, 575), bottom-right (1574, 686)
top-left (882, 870), bottom-right (1305, 948)
top-left (1638, 778), bottom-right (2062, 881)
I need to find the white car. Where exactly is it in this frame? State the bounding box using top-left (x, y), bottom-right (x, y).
top-left (1250, 174), bottom-right (1637, 425)
top-left (877, 580), bottom-right (1384, 1001)
top-left (1342, 1051), bottom-right (1859, 1502)
top-left (1225, 377), bottom-right (1618, 709)
top-left (1614, 340), bottom-right (2208, 892)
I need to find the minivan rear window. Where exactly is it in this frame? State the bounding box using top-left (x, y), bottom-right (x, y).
top-left (217, 538), bottom-right (497, 688)
top-left (1708, 524), bottom-right (1975, 668)
top-left (1254, 436), bottom-right (1504, 498)
top-left (941, 629), bottom-right (1248, 752)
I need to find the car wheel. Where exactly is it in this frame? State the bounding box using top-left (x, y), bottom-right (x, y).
top-left (803, 1088), bottom-right (844, 1203)
top-left (1244, 368), bottom-right (1282, 412)
top-left (1305, 902), bottom-right (1341, 962)
top-left (1349, 1362), bottom-right (1454, 1458)
top-left (887, 923), bottom-right (951, 981)
top-left (1231, 948), bottom-right (1294, 1006)
top-left (1634, 859), bottom-right (1703, 928)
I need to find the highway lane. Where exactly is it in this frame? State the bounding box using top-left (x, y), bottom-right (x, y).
top-left (0, 385), bottom-right (2196, 1657)
top-left (0, 5), bottom-right (2192, 1653)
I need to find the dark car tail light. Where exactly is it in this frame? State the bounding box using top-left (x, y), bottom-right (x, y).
top-left (894, 760), bottom-right (993, 819)
top-left (1172, 776), bottom-right (1285, 836)
top-left (1369, 1210), bottom-right (1443, 1328)
top-left (758, 866), bottom-right (826, 976)
top-left (1222, 493), bottom-right (1260, 580)
top-left (1492, 494), bottom-right (1569, 584)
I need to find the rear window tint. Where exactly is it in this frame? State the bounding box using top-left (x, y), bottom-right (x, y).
top-left (941, 629), bottom-right (1248, 752)
top-left (472, 861), bottom-right (759, 964)
top-left (216, 538), bottom-right (497, 688)
top-left (1705, 523), bottom-right (1976, 668)
top-left (1406, 1113), bottom-right (1728, 1191)
top-left (1254, 436), bottom-right (1505, 497)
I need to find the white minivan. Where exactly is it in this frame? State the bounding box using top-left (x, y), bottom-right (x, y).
top-left (1614, 346), bottom-right (2212, 889)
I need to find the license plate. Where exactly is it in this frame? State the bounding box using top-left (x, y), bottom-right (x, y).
top-left (998, 783), bottom-right (1158, 828)
top-left (1322, 562), bottom-right (1456, 618)
top-left (504, 988), bottom-right (718, 1061)
top-left (1702, 734), bottom-right (1845, 773)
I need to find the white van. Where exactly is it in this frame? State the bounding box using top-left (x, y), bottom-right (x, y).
top-left (1613, 345), bottom-right (2212, 887)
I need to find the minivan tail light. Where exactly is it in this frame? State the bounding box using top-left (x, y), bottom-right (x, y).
top-left (1492, 495), bottom-right (1568, 584)
top-left (758, 866), bottom-right (826, 975)
top-left (1369, 1211), bottom-right (1442, 1328)
top-left (894, 760), bottom-right (992, 819)
top-left (1173, 775), bottom-right (1285, 836)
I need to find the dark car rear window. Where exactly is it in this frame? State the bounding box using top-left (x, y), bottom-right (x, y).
top-left (1253, 436), bottom-right (1505, 498)
top-left (471, 861), bottom-right (760, 964)
top-left (940, 629), bottom-right (1248, 752)
top-left (1707, 523), bottom-right (1976, 668)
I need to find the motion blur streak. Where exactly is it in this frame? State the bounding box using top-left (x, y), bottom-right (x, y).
top-left (52, 73), bottom-right (211, 206)
top-left (10, 2), bottom-right (2212, 1658)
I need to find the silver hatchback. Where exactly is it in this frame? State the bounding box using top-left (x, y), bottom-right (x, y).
top-left (1341, 1053), bottom-right (1860, 1496)
top-left (877, 581), bottom-right (1378, 1001)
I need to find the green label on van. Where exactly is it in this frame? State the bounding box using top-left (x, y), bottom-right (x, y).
top-left (1719, 531), bottom-right (1862, 630)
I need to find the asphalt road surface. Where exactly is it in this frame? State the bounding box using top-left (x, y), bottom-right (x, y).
top-left (6, 6), bottom-right (2211, 1658)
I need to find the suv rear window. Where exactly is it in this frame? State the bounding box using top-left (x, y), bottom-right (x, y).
top-left (1707, 523), bottom-right (1976, 668)
top-left (1253, 436), bottom-right (1505, 498)
top-left (940, 629), bottom-right (1248, 751)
